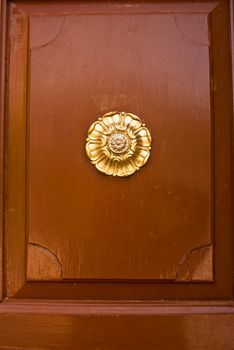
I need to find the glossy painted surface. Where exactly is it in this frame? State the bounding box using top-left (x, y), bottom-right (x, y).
top-left (27, 4), bottom-right (212, 281)
top-left (6, 2), bottom-right (232, 299)
top-left (0, 0), bottom-right (6, 301)
top-left (5, 0), bottom-right (233, 299)
top-left (0, 300), bottom-right (234, 350)
top-left (1, 0), bottom-right (234, 348)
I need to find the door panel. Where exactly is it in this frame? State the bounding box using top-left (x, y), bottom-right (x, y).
top-left (28, 11), bottom-right (212, 281)
top-left (5, 0), bottom-right (232, 299)
top-left (1, 0), bottom-right (234, 348)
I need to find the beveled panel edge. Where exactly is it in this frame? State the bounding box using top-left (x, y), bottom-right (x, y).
top-left (209, 0), bottom-right (233, 297)
top-left (9, 0), bottom-right (220, 16)
top-left (11, 280), bottom-right (231, 300)
top-left (4, 2), bottom-right (29, 297)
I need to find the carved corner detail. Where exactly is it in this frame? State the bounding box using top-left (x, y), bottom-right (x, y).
top-left (176, 244), bottom-right (213, 281)
top-left (27, 242), bottom-right (63, 281)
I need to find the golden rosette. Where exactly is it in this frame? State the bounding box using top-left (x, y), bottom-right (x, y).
top-left (85, 111), bottom-right (152, 177)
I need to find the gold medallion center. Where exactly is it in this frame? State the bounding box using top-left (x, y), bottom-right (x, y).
top-left (86, 111), bottom-right (152, 177)
top-left (108, 133), bottom-right (129, 154)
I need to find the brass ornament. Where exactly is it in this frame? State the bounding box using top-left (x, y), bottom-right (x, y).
top-left (85, 111), bottom-right (152, 177)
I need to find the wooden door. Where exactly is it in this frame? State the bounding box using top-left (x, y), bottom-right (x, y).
top-left (0, 0), bottom-right (234, 348)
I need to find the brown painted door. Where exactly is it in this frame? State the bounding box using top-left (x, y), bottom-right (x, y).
top-left (0, 0), bottom-right (234, 348)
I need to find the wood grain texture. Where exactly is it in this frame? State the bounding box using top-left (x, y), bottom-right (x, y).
top-left (5, 3), bottom-right (28, 296)
top-left (4, 0), bottom-right (233, 299)
top-left (176, 245), bottom-right (213, 281)
top-left (27, 10), bottom-right (212, 281)
top-left (230, 0), bottom-right (234, 300)
top-left (0, 0), bottom-right (6, 301)
top-left (0, 301), bottom-right (234, 350)
top-left (8, 1), bottom-right (219, 15)
top-left (0, 0), bottom-right (233, 348)
top-left (27, 242), bottom-right (62, 280)
top-left (210, 0), bottom-right (233, 297)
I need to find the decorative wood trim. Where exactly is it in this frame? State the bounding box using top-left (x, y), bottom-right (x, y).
top-left (7, 1), bottom-right (220, 16)
top-left (0, 0), bottom-right (7, 301)
top-left (1, 299), bottom-right (234, 315)
top-left (5, 2), bottom-right (28, 297)
top-left (209, 0), bottom-right (233, 297)
top-left (230, 0), bottom-right (234, 298)
top-left (0, 300), bottom-right (234, 349)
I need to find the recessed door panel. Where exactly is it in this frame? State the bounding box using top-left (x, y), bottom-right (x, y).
top-left (1, 1), bottom-right (234, 348)
top-left (6, 0), bottom-right (232, 299)
top-left (27, 11), bottom-right (212, 281)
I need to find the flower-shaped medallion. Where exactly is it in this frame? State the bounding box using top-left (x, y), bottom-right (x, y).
top-left (86, 111), bottom-right (152, 177)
